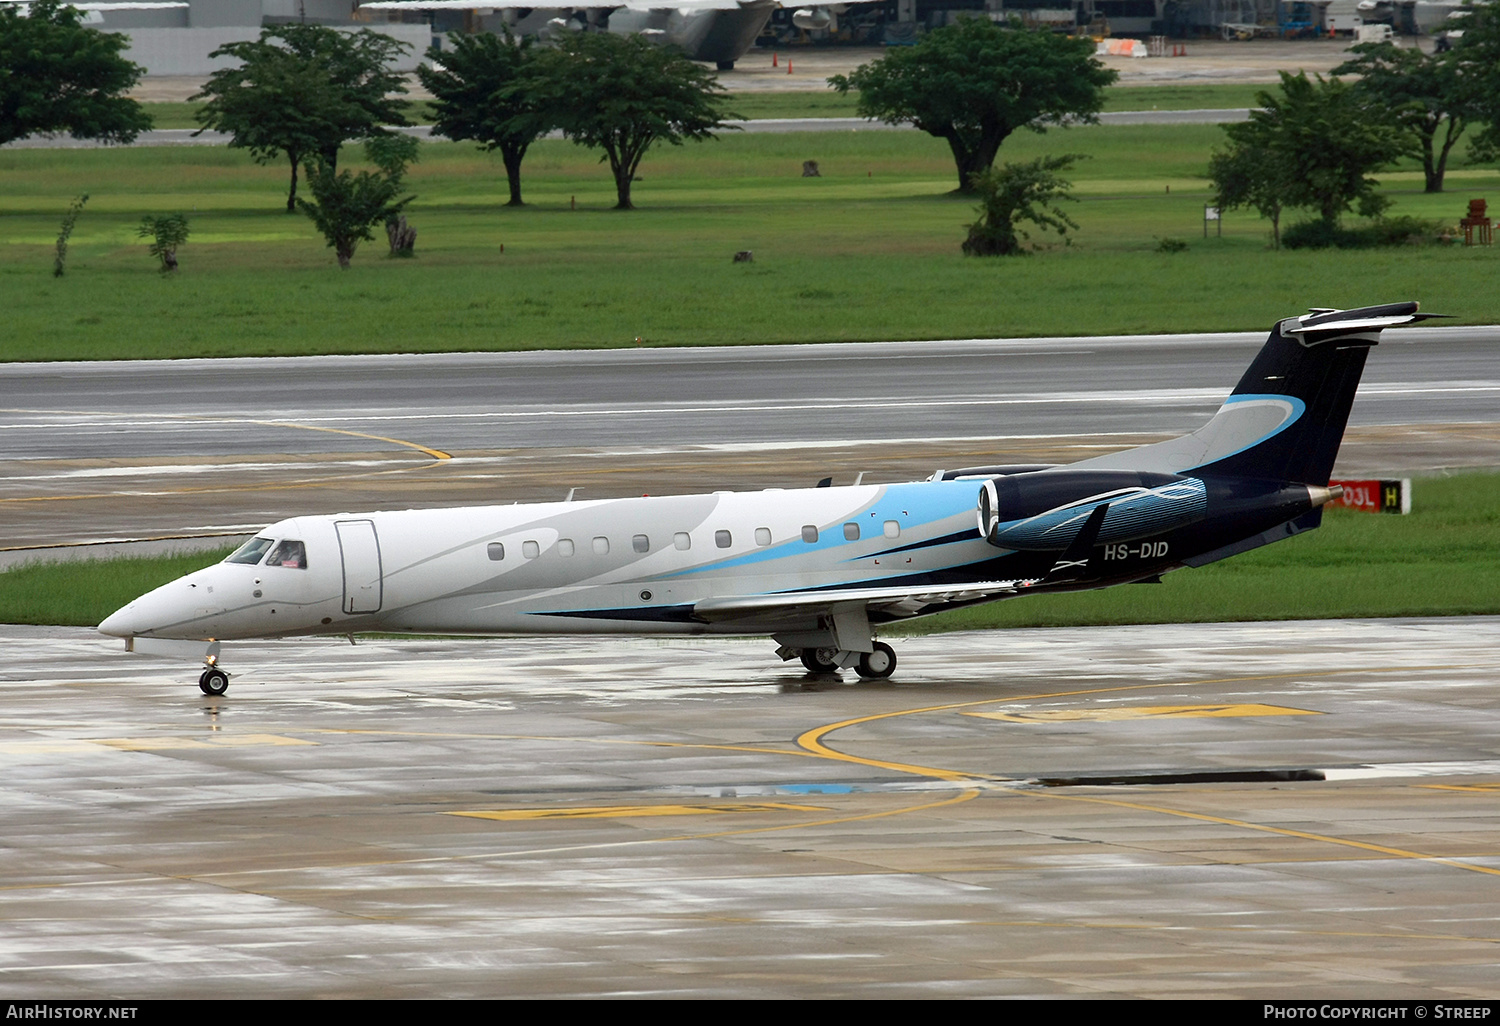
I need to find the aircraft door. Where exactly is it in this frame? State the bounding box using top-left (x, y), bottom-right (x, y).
top-left (335, 519), bottom-right (383, 614)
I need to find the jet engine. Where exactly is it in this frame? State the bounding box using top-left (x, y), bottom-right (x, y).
top-left (792, 5), bottom-right (839, 31)
top-left (977, 470), bottom-right (1208, 550)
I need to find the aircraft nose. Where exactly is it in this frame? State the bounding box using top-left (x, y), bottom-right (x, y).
top-left (98, 604), bottom-right (140, 638)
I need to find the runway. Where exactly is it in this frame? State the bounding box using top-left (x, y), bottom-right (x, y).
top-left (3, 327), bottom-right (1498, 556)
top-left (2, 617), bottom-right (1498, 997)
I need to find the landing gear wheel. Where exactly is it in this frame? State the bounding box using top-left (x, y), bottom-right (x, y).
top-left (799, 647), bottom-right (840, 673)
top-left (199, 667), bottom-right (229, 696)
top-left (856, 642), bottom-right (896, 680)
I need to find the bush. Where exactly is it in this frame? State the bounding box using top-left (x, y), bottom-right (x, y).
top-left (1364, 215), bottom-right (1445, 246)
top-left (1281, 219), bottom-right (1344, 249)
top-left (1283, 215), bottom-right (1445, 249)
top-left (1155, 237), bottom-right (1189, 253)
top-left (962, 155), bottom-right (1081, 257)
top-left (137, 213), bottom-right (190, 272)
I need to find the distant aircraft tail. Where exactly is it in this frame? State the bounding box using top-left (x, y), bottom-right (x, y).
top-left (1074, 302), bottom-right (1441, 485)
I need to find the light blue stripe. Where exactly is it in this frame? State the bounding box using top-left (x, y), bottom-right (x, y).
top-left (1187, 393), bottom-right (1307, 471)
top-left (654, 480), bottom-right (980, 579)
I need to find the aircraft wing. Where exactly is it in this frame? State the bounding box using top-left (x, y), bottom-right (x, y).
top-left (693, 504), bottom-right (1108, 624)
top-left (692, 580), bottom-right (1032, 622)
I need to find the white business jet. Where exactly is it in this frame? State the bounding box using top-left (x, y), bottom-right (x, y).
top-left (100, 303), bottom-right (1439, 695)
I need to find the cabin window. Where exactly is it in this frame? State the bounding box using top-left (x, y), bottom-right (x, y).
top-left (801, 525), bottom-right (818, 543)
top-left (522, 540), bottom-right (540, 559)
top-left (225, 537), bottom-right (274, 565)
top-left (883, 520), bottom-right (900, 539)
top-left (265, 539), bottom-right (307, 569)
top-left (715, 530), bottom-right (732, 548)
top-left (593, 536), bottom-right (610, 555)
top-left (486, 542), bottom-right (505, 561)
top-left (844, 523), bottom-right (860, 541)
top-left (632, 534), bottom-right (650, 554)
top-left (673, 532), bottom-right (691, 551)
top-left (755, 527), bottom-right (772, 547)
top-left (557, 538), bottom-right (574, 557)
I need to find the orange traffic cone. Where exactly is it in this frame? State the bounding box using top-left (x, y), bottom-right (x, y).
top-left (772, 52), bottom-right (778, 67)
top-left (787, 58), bottom-right (793, 74)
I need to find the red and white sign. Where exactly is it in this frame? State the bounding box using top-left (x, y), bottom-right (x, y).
top-left (1328, 478), bottom-right (1410, 514)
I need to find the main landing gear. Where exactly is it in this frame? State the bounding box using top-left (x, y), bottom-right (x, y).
top-left (797, 642), bottom-right (897, 680)
top-left (199, 666), bottom-right (230, 696)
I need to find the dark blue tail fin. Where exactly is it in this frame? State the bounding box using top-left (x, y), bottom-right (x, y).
top-left (1074, 303), bottom-right (1441, 485)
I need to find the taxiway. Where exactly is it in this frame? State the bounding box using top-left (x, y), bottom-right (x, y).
top-left (2, 618), bottom-right (1497, 997)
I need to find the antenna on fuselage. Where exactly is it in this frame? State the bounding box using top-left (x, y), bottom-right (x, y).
top-left (816, 477), bottom-right (832, 488)
top-left (853, 472), bottom-right (865, 487)
top-left (564, 488), bottom-right (578, 502)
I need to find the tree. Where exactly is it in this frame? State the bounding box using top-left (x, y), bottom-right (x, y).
top-left (192, 25), bottom-right (411, 213)
top-left (1451, 3), bottom-right (1500, 163)
top-left (417, 30), bottom-right (551, 208)
top-left (137, 214), bottom-right (190, 272)
top-left (829, 18), bottom-right (1116, 193)
top-left (0, 0), bottom-right (150, 147)
top-left (297, 137), bottom-right (416, 269)
top-left (1333, 42), bottom-right (1474, 192)
top-left (962, 155), bottom-right (1081, 256)
top-left (1218, 72), bottom-right (1402, 233)
top-left (1208, 139), bottom-right (1292, 249)
top-left (528, 32), bottom-right (733, 210)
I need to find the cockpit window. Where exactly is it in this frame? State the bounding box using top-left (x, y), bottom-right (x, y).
top-left (264, 539), bottom-right (307, 569)
top-left (225, 537), bottom-right (275, 565)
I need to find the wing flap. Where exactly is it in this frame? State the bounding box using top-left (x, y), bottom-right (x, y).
top-left (693, 580), bottom-right (1028, 621)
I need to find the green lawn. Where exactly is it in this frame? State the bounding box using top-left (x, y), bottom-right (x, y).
top-left (134, 83), bottom-right (1264, 130)
top-left (3, 122), bottom-right (1497, 361)
top-left (5, 473), bottom-right (1496, 629)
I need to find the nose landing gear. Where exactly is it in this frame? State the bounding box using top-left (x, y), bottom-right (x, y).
top-left (199, 666), bottom-right (230, 696)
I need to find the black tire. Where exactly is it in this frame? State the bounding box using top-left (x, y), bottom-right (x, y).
top-left (799, 648), bottom-right (840, 673)
top-left (199, 667), bottom-right (229, 696)
top-left (856, 642), bottom-right (896, 680)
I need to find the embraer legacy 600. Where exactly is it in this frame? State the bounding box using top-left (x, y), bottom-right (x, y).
top-left (100, 303), bottom-right (1438, 695)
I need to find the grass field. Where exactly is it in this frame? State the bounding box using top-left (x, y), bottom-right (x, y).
top-left (3, 119), bottom-right (1497, 361)
top-left (133, 83), bottom-right (1268, 129)
top-left (4, 472), bottom-right (1495, 630)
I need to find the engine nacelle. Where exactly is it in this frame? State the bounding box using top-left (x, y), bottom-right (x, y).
top-left (792, 7), bottom-right (835, 30)
top-left (977, 470), bottom-right (1207, 550)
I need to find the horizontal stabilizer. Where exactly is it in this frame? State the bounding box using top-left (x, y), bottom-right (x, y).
top-left (1286, 301), bottom-right (1447, 341)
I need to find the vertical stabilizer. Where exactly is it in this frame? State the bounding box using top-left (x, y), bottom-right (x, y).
top-left (1071, 303), bottom-right (1439, 485)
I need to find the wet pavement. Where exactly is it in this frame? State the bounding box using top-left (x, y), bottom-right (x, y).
top-left (2, 618), bottom-right (1498, 997)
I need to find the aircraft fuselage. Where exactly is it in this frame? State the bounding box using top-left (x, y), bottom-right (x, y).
top-left (98, 473), bottom-right (1329, 644)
